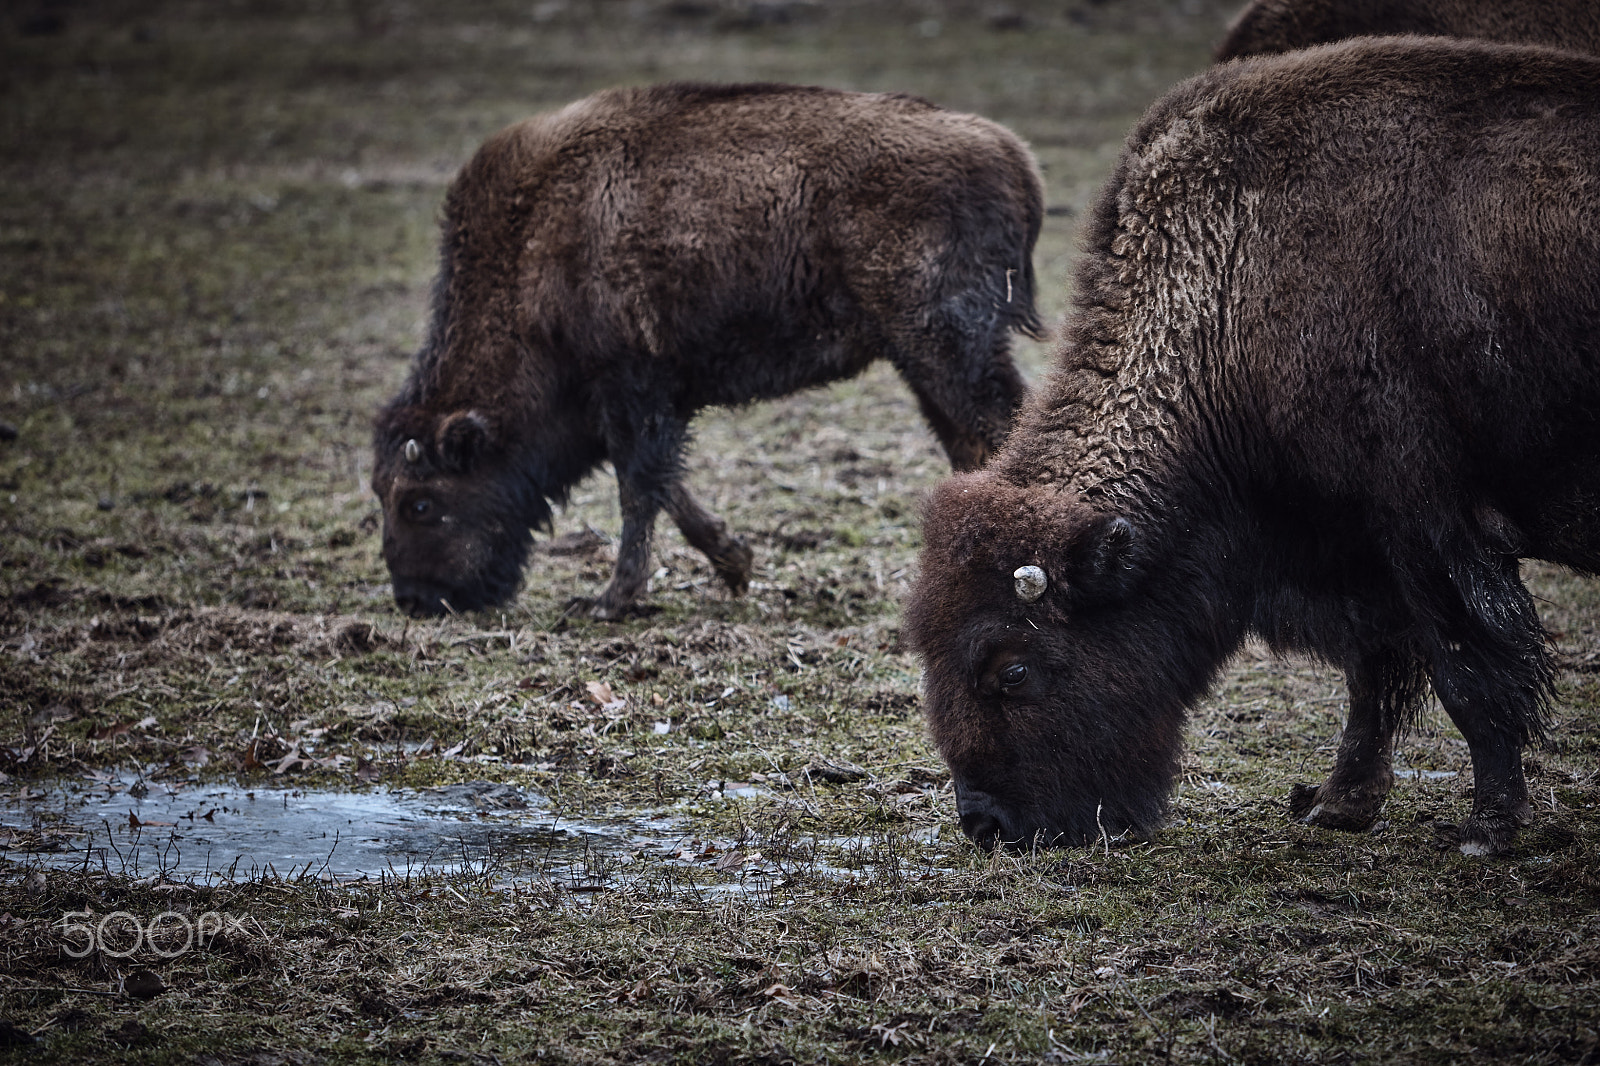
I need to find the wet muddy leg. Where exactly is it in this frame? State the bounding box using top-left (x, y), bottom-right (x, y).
top-left (1437, 699), bottom-right (1533, 856)
top-left (1417, 543), bottom-right (1544, 854)
top-left (585, 475), bottom-right (660, 620)
top-left (665, 482), bottom-right (753, 595)
top-left (574, 402), bottom-right (683, 620)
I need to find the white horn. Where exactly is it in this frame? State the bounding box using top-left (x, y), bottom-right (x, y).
top-left (404, 438), bottom-right (420, 464)
top-left (1013, 565), bottom-right (1047, 603)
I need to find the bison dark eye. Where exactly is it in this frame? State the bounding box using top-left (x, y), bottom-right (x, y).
top-left (409, 499), bottom-right (434, 519)
top-left (999, 663), bottom-right (1027, 689)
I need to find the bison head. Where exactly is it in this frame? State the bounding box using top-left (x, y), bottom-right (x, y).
top-left (905, 471), bottom-right (1195, 850)
top-left (370, 406), bottom-right (541, 616)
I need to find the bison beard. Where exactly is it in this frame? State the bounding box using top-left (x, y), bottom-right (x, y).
top-left (371, 82), bottom-right (1042, 619)
top-left (906, 38), bottom-right (1600, 858)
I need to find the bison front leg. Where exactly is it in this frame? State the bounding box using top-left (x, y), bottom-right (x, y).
top-left (665, 482), bottom-right (753, 596)
top-left (576, 406), bottom-right (685, 621)
top-left (1289, 651), bottom-right (1414, 832)
top-left (582, 476), bottom-right (660, 620)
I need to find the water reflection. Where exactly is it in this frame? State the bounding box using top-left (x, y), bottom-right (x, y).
top-left (1, 776), bottom-right (684, 885)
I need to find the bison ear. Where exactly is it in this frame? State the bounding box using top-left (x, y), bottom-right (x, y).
top-left (1065, 515), bottom-right (1139, 605)
top-left (436, 409), bottom-right (492, 472)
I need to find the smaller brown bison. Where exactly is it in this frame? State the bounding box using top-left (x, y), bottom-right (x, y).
top-left (906, 38), bottom-right (1600, 857)
top-left (1216, 0), bottom-right (1600, 60)
top-left (373, 82), bottom-right (1042, 619)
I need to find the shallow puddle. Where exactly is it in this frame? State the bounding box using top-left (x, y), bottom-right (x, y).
top-left (0, 775), bottom-right (691, 885)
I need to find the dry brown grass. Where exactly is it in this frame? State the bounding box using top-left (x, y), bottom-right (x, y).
top-left (2, 1), bottom-right (1598, 1063)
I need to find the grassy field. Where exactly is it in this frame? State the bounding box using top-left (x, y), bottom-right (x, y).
top-left (2, 1), bottom-right (1598, 1062)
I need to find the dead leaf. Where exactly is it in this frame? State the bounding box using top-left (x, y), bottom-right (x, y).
top-left (870, 1021), bottom-right (918, 1048)
top-left (16, 724), bottom-right (57, 763)
top-left (269, 742), bottom-right (305, 774)
top-left (761, 983), bottom-right (803, 1008)
top-left (128, 812), bottom-right (175, 829)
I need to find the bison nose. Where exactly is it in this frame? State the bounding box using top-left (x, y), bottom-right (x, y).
top-left (392, 579), bottom-right (447, 618)
top-left (955, 784), bottom-right (1007, 850)
top-left (961, 809), bottom-right (1005, 850)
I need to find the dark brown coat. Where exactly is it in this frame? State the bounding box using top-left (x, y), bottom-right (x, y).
top-left (1217, 0), bottom-right (1600, 60)
top-left (906, 38), bottom-right (1600, 857)
top-left (372, 83), bottom-right (1042, 618)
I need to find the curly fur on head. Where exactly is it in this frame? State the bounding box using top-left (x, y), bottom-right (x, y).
top-left (909, 472), bottom-right (1141, 635)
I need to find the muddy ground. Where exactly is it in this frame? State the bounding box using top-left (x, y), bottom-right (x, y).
top-left (2, 1), bottom-right (1598, 1063)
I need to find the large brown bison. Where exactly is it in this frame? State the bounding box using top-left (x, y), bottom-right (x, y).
top-left (373, 83), bottom-right (1042, 619)
top-left (905, 38), bottom-right (1600, 857)
top-left (1216, 0), bottom-right (1600, 60)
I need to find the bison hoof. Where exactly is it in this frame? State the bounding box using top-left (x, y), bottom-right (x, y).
top-left (1457, 801), bottom-right (1533, 857)
top-left (1287, 782), bottom-right (1385, 832)
top-left (712, 539), bottom-right (755, 596)
top-left (560, 596), bottom-right (656, 622)
top-left (1456, 819), bottom-right (1515, 856)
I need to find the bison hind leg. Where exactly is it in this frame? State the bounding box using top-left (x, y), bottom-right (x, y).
top-left (1457, 796), bottom-right (1535, 857)
top-left (666, 482), bottom-right (753, 596)
top-left (562, 595), bottom-right (660, 622)
top-left (1450, 723), bottom-right (1535, 857)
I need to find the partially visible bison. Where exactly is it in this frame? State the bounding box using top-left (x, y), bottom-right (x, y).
top-left (373, 83), bottom-right (1042, 619)
top-left (1217, 0), bottom-right (1600, 60)
top-left (906, 38), bottom-right (1600, 857)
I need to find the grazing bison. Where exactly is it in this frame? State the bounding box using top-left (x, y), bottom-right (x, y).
top-left (1216, 0), bottom-right (1600, 60)
top-left (905, 38), bottom-right (1600, 857)
top-left (373, 82), bottom-right (1042, 619)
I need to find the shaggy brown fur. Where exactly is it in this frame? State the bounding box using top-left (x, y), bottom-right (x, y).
top-left (372, 82), bottom-right (1042, 619)
top-left (906, 37), bottom-right (1600, 857)
top-left (1217, 0), bottom-right (1600, 60)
